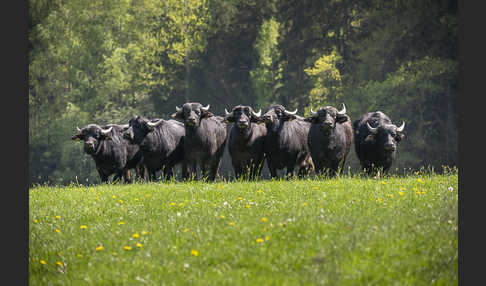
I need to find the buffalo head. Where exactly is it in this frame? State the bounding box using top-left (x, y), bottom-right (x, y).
top-left (72, 124), bottom-right (114, 154)
top-left (224, 105), bottom-right (261, 130)
top-left (258, 104), bottom-right (299, 128)
top-left (365, 120), bottom-right (405, 152)
top-left (171, 102), bottom-right (213, 128)
top-left (305, 104), bottom-right (348, 132)
top-left (123, 116), bottom-right (164, 144)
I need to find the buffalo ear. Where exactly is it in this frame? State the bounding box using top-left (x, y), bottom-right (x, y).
top-left (396, 133), bottom-right (405, 142)
top-left (202, 111), bottom-right (214, 119)
top-left (336, 114), bottom-right (348, 124)
top-left (364, 134), bottom-right (375, 142)
top-left (171, 111), bottom-right (183, 120)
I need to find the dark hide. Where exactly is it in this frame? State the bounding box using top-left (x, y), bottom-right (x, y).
top-left (123, 116), bottom-right (186, 181)
top-left (305, 105), bottom-right (353, 177)
top-left (225, 105), bottom-right (267, 180)
top-left (353, 111), bottom-right (405, 175)
top-left (71, 124), bottom-right (144, 183)
top-left (259, 104), bottom-right (313, 179)
top-left (171, 102), bottom-right (228, 181)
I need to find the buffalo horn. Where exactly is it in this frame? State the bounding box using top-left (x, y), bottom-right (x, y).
top-left (337, 103), bottom-right (346, 115)
top-left (175, 106), bottom-right (182, 112)
top-left (100, 126), bottom-right (113, 135)
top-left (76, 126), bottom-right (82, 132)
top-left (396, 121), bottom-right (405, 132)
top-left (147, 119), bottom-right (164, 127)
top-left (310, 108), bottom-right (318, 117)
top-left (285, 108), bottom-right (298, 115)
top-left (251, 109), bottom-right (261, 117)
top-left (201, 104), bottom-right (210, 111)
top-left (366, 122), bottom-right (378, 134)
top-left (225, 108), bottom-right (232, 117)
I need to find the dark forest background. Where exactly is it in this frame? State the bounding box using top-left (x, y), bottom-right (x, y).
top-left (28, 0), bottom-right (457, 185)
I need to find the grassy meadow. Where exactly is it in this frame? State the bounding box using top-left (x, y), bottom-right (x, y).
top-left (29, 171), bottom-right (458, 285)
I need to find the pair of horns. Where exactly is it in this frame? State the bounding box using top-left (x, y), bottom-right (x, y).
top-left (310, 103), bottom-right (346, 117)
top-left (224, 108), bottom-right (261, 117)
top-left (175, 104), bottom-right (210, 112)
top-left (76, 125), bottom-right (113, 134)
top-left (284, 108), bottom-right (298, 115)
top-left (147, 119), bottom-right (164, 127)
top-left (367, 121), bottom-right (405, 134)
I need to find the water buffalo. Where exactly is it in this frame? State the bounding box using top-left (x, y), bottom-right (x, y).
top-left (305, 104), bottom-right (353, 177)
top-left (123, 116), bottom-right (186, 181)
top-left (71, 123), bottom-right (144, 183)
top-left (258, 104), bottom-right (314, 179)
top-left (353, 111), bottom-right (405, 176)
top-left (224, 105), bottom-right (267, 180)
top-left (171, 102), bottom-right (228, 181)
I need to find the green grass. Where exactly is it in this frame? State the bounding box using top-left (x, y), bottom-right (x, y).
top-left (29, 172), bottom-right (458, 285)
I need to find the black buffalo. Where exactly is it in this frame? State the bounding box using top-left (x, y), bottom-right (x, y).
top-left (171, 102), bottom-right (227, 181)
top-left (224, 105), bottom-right (267, 180)
top-left (72, 124), bottom-right (144, 183)
top-left (259, 104), bottom-right (314, 179)
top-left (305, 104), bottom-right (353, 177)
top-left (353, 111), bottom-right (405, 176)
top-left (123, 116), bottom-right (186, 181)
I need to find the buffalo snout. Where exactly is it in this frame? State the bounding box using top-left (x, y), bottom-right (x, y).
top-left (384, 143), bottom-right (396, 152)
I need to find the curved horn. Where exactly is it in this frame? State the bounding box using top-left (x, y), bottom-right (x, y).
top-left (337, 103), bottom-right (346, 115)
top-left (147, 119), bottom-right (164, 127)
top-left (120, 124), bottom-right (129, 129)
top-left (225, 108), bottom-right (232, 117)
top-left (175, 106), bottom-right (182, 112)
top-left (310, 108), bottom-right (318, 117)
top-left (251, 108), bottom-right (261, 117)
top-left (76, 126), bottom-right (82, 132)
top-left (396, 121), bottom-right (405, 132)
top-left (285, 108), bottom-right (298, 115)
top-left (201, 104), bottom-right (210, 111)
top-left (100, 126), bottom-right (113, 135)
top-left (366, 122), bottom-right (378, 134)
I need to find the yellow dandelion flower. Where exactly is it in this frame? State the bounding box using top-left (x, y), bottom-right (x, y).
top-left (191, 249), bottom-right (199, 256)
top-left (212, 203), bottom-right (217, 207)
top-left (135, 198), bottom-right (139, 202)
top-left (238, 197), bottom-right (243, 200)
top-left (398, 191), bottom-right (404, 196)
top-left (400, 187), bottom-right (407, 191)
top-left (141, 231), bottom-right (149, 235)
top-left (381, 181), bottom-right (387, 185)
top-left (76, 253), bottom-right (82, 258)
top-left (228, 221), bottom-right (236, 226)
top-left (302, 202), bottom-right (308, 207)
top-left (132, 233), bottom-right (140, 238)
top-left (417, 178), bottom-right (423, 183)
top-left (96, 245), bottom-right (104, 251)
top-left (136, 243), bottom-right (143, 248)
top-left (256, 238), bottom-right (264, 243)
top-left (123, 246), bottom-right (132, 251)
top-left (119, 221), bottom-right (125, 225)
top-left (179, 202), bottom-right (185, 207)
top-left (376, 198), bottom-right (383, 203)
top-left (55, 229), bottom-right (60, 233)
top-left (56, 261), bottom-right (63, 266)
top-left (220, 215), bottom-right (225, 219)
top-left (261, 217), bottom-right (268, 223)
top-left (33, 219), bottom-right (38, 223)
top-left (257, 189), bottom-right (263, 193)
top-left (80, 225), bottom-right (87, 229)
top-left (313, 186), bottom-right (318, 190)
top-left (112, 252), bottom-right (118, 256)
top-left (183, 228), bottom-right (190, 232)
top-left (112, 195), bottom-right (116, 199)
top-left (170, 202), bottom-right (176, 206)
top-left (387, 194), bottom-right (393, 198)
top-left (245, 204), bottom-right (251, 208)
top-left (56, 216), bottom-right (61, 219)
top-left (40, 260), bottom-right (46, 265)
top-left (265, 235), bottom-right (270, 241)
top-left (119, 200), bottom-right (123, 204)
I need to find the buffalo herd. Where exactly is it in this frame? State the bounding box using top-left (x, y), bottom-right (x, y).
top-left (72, 102), bottom-right (406, 183)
